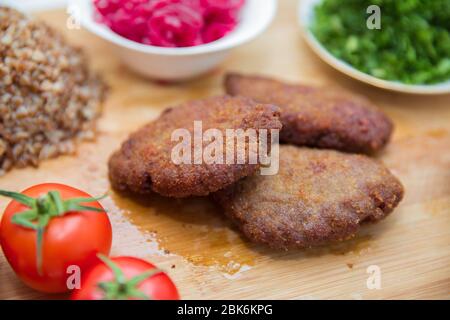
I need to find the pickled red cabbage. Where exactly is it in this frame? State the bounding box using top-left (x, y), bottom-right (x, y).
top-left (93, 0), bottom-right (245, 47)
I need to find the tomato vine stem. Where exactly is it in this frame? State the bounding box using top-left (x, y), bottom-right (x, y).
top-left (97, 254), bottom-right (163, 300)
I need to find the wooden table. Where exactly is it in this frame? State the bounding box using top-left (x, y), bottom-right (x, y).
top-left (1, 0), bottom-right (449, 299)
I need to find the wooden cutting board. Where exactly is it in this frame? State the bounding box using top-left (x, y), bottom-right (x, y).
top-left (1, 0), bottom-right (449, 300)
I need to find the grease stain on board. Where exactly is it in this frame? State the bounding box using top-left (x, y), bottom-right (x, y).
top-left (110, 192), bottom-right (258, 275)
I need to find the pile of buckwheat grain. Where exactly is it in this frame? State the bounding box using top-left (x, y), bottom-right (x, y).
top-left (0, 7), bottom-right (106, 175)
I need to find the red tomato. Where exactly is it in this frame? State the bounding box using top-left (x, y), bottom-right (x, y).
top-left (0, 183), bottom-right (112, 293)
top-left (71, 255), bottom-right (180, 300)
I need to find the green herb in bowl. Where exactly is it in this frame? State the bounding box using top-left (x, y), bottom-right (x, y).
top-left (310, 0), bottom-right (450, 85)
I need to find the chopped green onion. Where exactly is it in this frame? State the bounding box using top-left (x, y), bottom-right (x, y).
top-left (311, 0), bottom-right (450, 84)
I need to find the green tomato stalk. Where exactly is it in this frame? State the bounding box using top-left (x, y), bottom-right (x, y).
top-left (97, 254), bottom-right (163, 300)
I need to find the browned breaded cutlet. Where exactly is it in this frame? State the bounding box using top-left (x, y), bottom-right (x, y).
top-left (108, 96), bottom-right (282, 198)
top-left (225, 73), bottom-right (393, 154)
top-left (213, 145), bottom-right (404, 250)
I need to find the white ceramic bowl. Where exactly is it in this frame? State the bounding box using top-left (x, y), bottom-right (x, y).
top-left (1, 0), bottom-right (68, 12)
top-left (75, 0), bottom-right (277, 81)
top-left (299, 0), bottom-right (450, 94)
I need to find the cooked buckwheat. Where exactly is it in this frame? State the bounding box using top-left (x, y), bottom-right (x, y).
top-left (0, 7), bottom-right (106, 174)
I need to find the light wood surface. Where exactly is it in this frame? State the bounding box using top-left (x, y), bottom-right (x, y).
top-left (1, 0), bottom-right (449, 300)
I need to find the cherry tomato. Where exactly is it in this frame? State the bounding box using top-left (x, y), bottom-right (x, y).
top-left (71, 255), bottom-right (180, 300)
top-left (0, 183), bottom-right (112, 293)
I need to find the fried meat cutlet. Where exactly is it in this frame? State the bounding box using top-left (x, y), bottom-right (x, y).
top-left (108, 96), bottom-right (282, 198)
top-left (213, 145), bottom-right (404, 249)
top-left (225, 73), bottom-right (393, 154)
